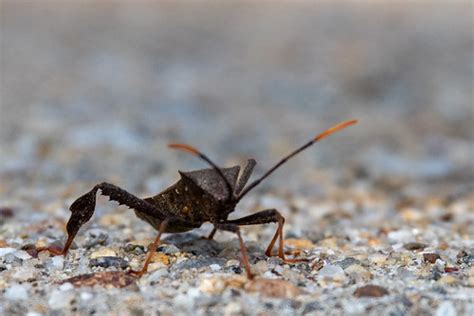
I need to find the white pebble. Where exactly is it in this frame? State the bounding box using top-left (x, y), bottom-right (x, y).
top-left (209, 264), bottom-right (222, 272)
top-left (0, 247), bottom-right (16, 256)
top-left (436, 301), bottom-right (457, 316)
top-left (51, 256), bottom-right (65, 269)
top-left (80, 292), bottom-right (93, 301)
top-left (387, 230), bottom-right (413, 243)
top-left (5, 284), bottom-right (28, 300)
top-left (319, 264), bottom-right (345, 277)
top-left (59, 282), bottom-right (74, 291)
top-left (12, 250), bottom-right (32, 260)
top-left (13, 266), bottom-right (36, 281)
top-left (48, 289), bottom-right (73, 309)
top-left (148, 268), bottom-right (169, 282)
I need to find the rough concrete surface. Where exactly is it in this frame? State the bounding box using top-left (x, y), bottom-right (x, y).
top-left (0, 1), bottom-right (473, 315)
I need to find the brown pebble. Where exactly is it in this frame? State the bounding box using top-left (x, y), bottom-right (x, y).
top-left (403, 242), bottom-right (427, 251)
top-left (60, 271), bottom-right (136, 288)
top-left (444, 267), bottom-right (459, 273)
top-left (423, 253), bottom-right (441, 264)
top-left (353, 285), bottom-right (389, 298)
top-left (440, 213), bottom-right (453, 221)
top-left (245, 278), bottom-right (300, 298)
top-left (0, 207), bottom-right (14, 218)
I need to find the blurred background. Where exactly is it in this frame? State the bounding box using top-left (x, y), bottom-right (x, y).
top-left (1, 1), bottom-right (473, 203)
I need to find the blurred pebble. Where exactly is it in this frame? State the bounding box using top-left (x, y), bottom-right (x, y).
top-left (157, 244), bottom-right (180, 255)
top-left (12, 250), bottom-right (32, 260)
top-left (4, 253), bottom-right (23, 265)
top-left (89, 256), bottom-right (128, 269)
top-left (423, 253), bottom-right (441, 263)
top-left (319, 264), bottom-right (345, 278)
top-left (48, 256), bottom-right (65, 270)
top-left (147, 268), bottom-right (169, 282)
top-left (435, 301), bottom-right (456, 316)
top-left (438, 275), bottom-right (457, 285)
top-left (150, 253), bottom-right (170, 265)
top-left (90, 248), bottom-right (117, 259)
top-left (4, 284), bottom-right (28, 300)
top-left (336, 257), bottom-right (360, 269)
top-left (48, 289), bottom-right (74, 309)
top-left (403, 242), bottom-right (427, 251)
top-left (353, 285), bottom-right (389, 298)
top-left (0, 247), bottom-right (16, 256)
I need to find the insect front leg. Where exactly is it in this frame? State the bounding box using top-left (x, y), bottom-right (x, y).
top-left (38, 182), bottom-right (166, 256)
top-left (224, 209), bottom-right (306, 263)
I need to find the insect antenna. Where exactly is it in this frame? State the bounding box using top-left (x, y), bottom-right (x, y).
top-left (237, 119), bottom-right (358, 201)
top-left (168, 143), bottom-right (234, 201)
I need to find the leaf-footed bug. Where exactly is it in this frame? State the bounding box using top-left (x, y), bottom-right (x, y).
top-left (38, 120), bottom-right (358, 279)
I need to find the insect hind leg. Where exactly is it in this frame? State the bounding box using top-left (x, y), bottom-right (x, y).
top-left (215, 223), bottom-right (254, 279)
top-left (224, 209), bottom-right (307, 263)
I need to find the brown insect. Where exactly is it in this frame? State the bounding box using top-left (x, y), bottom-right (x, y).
top-left (39, 120), bottom-right (357, 279)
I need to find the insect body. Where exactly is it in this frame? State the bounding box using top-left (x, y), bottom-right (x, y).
top-left (39, 120), bottom-right (358, 279)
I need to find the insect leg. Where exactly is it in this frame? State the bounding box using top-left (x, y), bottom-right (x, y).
top-left (214, 223), bottom-right (254, 279)
top-left (205, 227), bottom-right (218, 240)
top-left (129, 218), bottom-right (169, 277)
top-left (38, 182), bottom-right (166, 256)
top-left (224, 209), bottom-right (306, 263)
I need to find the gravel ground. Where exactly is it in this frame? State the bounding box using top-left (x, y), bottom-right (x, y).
top-left (1, 2), bottom-right (473, 315)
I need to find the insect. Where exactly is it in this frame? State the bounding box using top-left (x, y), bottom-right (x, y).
top-left (38, 120), bottom-right (357, 279)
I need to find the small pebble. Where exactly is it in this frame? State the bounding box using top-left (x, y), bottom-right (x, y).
top-left (369, 253), bottom-right (387, 265)
top-left (423, 253), bottom-right (441, 264)
top-left (0, 247), bottom-right (16, 256)
top-left (12, 250), bottom-right (32, 260)
top-left (150, 253), bottom-right (170, 265)
top-left (209, 263), bottom-right (222, 272)
top-left (435, 301), bottom-right (457, 316)
top-left (319, 264), bottom-right (345, 278)
top-left (4, 253), bottom-right (23, 265)
top-left (48, 289), bottom-right (74, 309)
top-left (80, 291), bottom-right (93, 301)
top-left (59, 282), bottom-right (74, 291)
top-left (4, 284), bottom-right (28, 300)
top-left (90, 248), bottom-right (117, 259)
top-left (245, 278), bottom-right (300, 298)
top-left (353, 285), bottom-right (389, 298)
top-left (49, 256), bottom-right (65, 269)
top-left (284, 238), bottom-right (314, 249)
top-left (403, 242), bottom-right (427, 251)
top-left (89, 256), bottom-right (129, 269)
top-left (148, 268), bottom-right (169, 282)
top-left (336, 257), bottom-right (360, 269)
top-left (438, 275), bottom-right (457, 285)
top-left (84, 232), bottom-right (109, 248)
top-left (157, 244), bottom-right (180, 255)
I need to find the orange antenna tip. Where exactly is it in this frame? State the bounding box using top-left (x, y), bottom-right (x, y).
top-left (168, 143), bottom-right (200, 156)
top-left (313, 119), bottom-right (358, 141)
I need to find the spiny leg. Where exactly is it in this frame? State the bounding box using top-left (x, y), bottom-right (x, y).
top-left (129, 219), bottom-right (169, 277)
top-left (215, 224), bottom-right (254, 279)
top-left (38, 182), bottom-right (166, 256)
top-left (224, 209), bottom-right (307, 263)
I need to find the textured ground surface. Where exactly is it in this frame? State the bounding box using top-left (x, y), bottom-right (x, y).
top-left (1, 1), bottom-right (473, 315)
